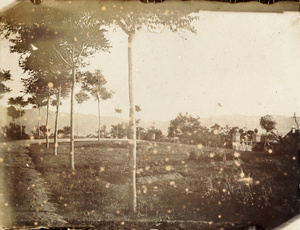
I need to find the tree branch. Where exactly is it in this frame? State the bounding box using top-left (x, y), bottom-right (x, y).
top-left (75, 43), bottom-right (86, 65)
top-left (116, 19), bottom-right (131, 35)
top-left (53, 45), bottom-right (72, 68)
top-left (147, 24), bottom-right (166, 34)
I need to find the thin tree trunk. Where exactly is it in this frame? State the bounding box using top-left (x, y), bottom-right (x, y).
top-left (97, 97), bottom-right (101, 142)
top-left (38, 108), bottom-right (41, 139)
top-left (70, 67), bottom-right (75, 170)
top-left (77, 104), bottom-right (81, 139)
top-left (128, 32), bottom-right (137, 212)
top-left (264, 132), bottom-right (268, 151)
top-left (138, 128), bottom-right (140, 140)
top-left (76, 115), bottom-right (78, 138)
top-left (46, 94), bottom-right (50, 148)
top-left (53, 85), bottom-right (61, 156)
top-left (19, 109), bottom-right (22, 138)
top-left (174, 130), bottom-right (175, 143)
top-left (116, 125), bottom-right (118, 139)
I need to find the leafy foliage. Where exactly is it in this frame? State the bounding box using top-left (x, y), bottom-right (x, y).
top-left (27, 94), bottom-right (48, 109)
top-left (8, 96), bottom-right (28, 108)
top-left (80, 69), bottom-right (113, 141)
top-left (40, 124), bottom-right (51, 137)
top-left (96, 1), bottom-right (199, 35)
top-left (7, 96), bottom-right (29, 136)
top-left (111, 123), bottom-right (129, 139)
top-left (168, 113), bottom-right (207, 145)
top-left (115, 108), bottom-right (122, 114)
top-left (75, 91), bottom-right (90, 105)
top-left (58, 126), bottom-right (71, 138)
top-left (7, 97), bottom-right (28, 122)
top-left (99, 125), bottom-right (110, 138)
top-left (0, 69), bottom-right (11, 98)
top-left (146, 128), bottom-right (163, 141)
top-left (7, 105), bottom-right (24, 122)
top-left (80, 69), bottom-right (114, 101)
top-left (1, 3), bottom-right (110, 66)
top-left (260, 115), bottom-right (277, 133)
top-left (135, 105), bottom-right (142, 112)
top-left (3, 122), bottom-right (29, 140)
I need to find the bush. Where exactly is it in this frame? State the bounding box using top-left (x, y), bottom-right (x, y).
top-left (3, 122), bottom-right (29, 140)
top-left (253, 142), bottom-right (264, 152)
top-left (188, 147), bottom-right (235, 162)
top-left (188, 148), bottom-right (228, 161)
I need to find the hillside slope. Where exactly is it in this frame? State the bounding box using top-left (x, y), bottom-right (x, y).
top-left (24, 140), bottom-right (298, 229)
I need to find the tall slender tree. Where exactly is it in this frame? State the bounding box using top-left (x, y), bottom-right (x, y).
top-left (27, 94), bottom-right (48, 139)
top-left (81, 70), bottom-right (114, 142)
top-left (52, 13), bottom-right (109, 169)
top-left (75, 91), bottom-right (90, 138)
top-left (52, 84), bottom-right (62, 155)
top-left (22, 73), bottom-right (57, 148)
top-left (45, 83), bottom-right (53, 148)
top-left (97, 1), bottom-right (199, 212)
top-left (115, 107), bottom-right (122, 139)
top-left (260, 115), bottom-right (278, 149)
top-left (1, 6), bottom-right (110, 170)
top-left (7, 96), bottom-right (28, 138)
top-left (21, 47), bottom-right (71, 150)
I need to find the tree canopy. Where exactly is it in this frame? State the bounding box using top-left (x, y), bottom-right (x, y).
top-left (27, 94), bottom-right (48, 109)
top-left (1, 2), bottom-right (110, 57)
top-left (80, 70), bottom-right (114, 101)
top-left (260, 115), bottom-right (277, 133)
top-left (7, 105), bottom-right (24, 122)
top-left (75, 91), bottom-right (90, 105)
top-left (168, 112), bottom-right (206, 144)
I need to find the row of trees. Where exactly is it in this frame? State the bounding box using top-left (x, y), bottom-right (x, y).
top-left (110, 122), bottom-right (163, 141)
top-left (167, 113), bottom-right (234, 147)
top-left (3, 69), bottom-right (114, 137)
top-left (1, 6), bottom-right (114, 167)
top-left (167, 112), bottom-right (280, 149)
top-left (0, 0), bottom-right (200, 212)
top-left (46, 121), bottom-right (163, 142)
top-left (3, 100), bottom-right (150, 140)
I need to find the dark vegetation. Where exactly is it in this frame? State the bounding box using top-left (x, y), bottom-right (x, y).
top-left (1, 123), bottom-right (29, 140)
top-left (22, 140), bottom-right (298, 229)
top-left (0, 142), bottom-right (65, 227)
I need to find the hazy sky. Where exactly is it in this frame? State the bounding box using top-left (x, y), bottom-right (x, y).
top-left (1, 3), bottom-right (300, 122)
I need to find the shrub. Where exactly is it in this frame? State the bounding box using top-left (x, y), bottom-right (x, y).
top-left (188, 147), bottom-right (234, 162)
top-left (3, 122), bottom-right (29, 140)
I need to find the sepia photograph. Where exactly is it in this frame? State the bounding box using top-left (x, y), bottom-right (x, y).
top-left (0, 0), bottom-right (300, 229)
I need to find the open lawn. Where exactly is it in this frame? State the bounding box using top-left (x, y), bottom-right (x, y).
top-left (2, 140), bottom-right (298, 229)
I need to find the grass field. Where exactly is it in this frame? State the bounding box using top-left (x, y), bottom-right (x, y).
top-left (21, 140), bottom-right (298, 229)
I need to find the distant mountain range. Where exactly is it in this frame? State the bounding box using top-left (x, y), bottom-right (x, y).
top-left (0, 105), bottom-right (295, 136)
top-left (0, 105), bottom-right (170, 136)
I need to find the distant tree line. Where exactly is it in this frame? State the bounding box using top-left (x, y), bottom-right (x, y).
top-left (166, 112), bottom-right (281, 151)
top-left (1, 108), bottom-right (281, 152)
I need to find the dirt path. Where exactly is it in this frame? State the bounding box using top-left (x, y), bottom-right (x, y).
top-left (0, 141), bottom-right (65, 228)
